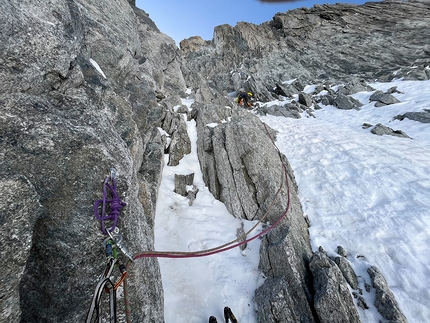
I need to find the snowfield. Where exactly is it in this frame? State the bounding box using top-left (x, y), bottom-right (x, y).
top-left (155, 79), bottom-right (430, 323)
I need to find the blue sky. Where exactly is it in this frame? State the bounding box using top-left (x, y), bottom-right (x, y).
top-left (135, 0), bottom-right (379, 45)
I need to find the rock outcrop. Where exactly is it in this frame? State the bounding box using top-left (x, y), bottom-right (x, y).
top-left (310, 250), bottom-right (361, 323)
top-left (394, 109), bottom-right (430, 123)
top-left (370, 90), bottom-right (401, 107)
top-left (193, 103), bottom-right (317, 321)
top-left (181, 1), bottom-right (430, 102)
top-left (368, 266), bottom-right (408, 323)
top-left (371, 123), bottom-right (412, 138)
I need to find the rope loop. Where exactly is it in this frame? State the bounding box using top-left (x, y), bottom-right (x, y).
top-left (94, 169), bottom-right (127, 235)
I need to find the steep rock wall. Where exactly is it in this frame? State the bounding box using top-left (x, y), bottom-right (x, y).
top-left (0, 0), bottom-right (186, 322)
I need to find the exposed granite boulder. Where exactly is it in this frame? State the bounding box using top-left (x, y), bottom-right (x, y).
top-left (174, 173), bottom-right (199, 206)
top-left (255, 277), bottom-right (307, 323)
top-left (394, 110), bottom-right (430, 123)
top-left (371, 123), bottom-right (412, 138)
top-left (274, 82), bottom-right (301, 97)
top-left (370, 90), bottom-right (401, 107)
top-left (337, 245), bottom-right (348, 257)
top-left (174, 173), bottom-right (194, 197)
top-left (368, 266), bottom-right (408, 323)
top-left (320, 91), bottom-right (363, 110)
top-left (256, 102), bottom-right (302, 118)
top-left (338, 79), bottom-right (375, 95)
top-left (334, 256), bottom-right (359, 290)
top-left (320, 95), bottom-right (336, 106)
top-left (309, 251), bottom-right (361, 323)
top-left (167, 115), bottom-right (191, 166)
top-left (386, 86), bottom-right (403, 95)
top-left (299, 92), bottom-right (313, 107)
top-left (334, 246), bottom-right (358, 290)
top-left (334, 94), bottom-right (363, 110)
top-left (139, 127), bottom-right (165, 213)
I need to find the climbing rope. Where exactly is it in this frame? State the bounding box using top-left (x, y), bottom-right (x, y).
top-left (132, 123), bottom-right (290, 260)
top-left (93, 168), bottom-right (127, 235)
top-left (90, 121), bottom-right (291, 323)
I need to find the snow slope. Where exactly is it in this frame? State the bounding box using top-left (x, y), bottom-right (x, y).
top-left (155, 99), bottom-right (264, 323)
top-left (260, 79), bottom-right (430, 323)
top-left (155, 80), bottom-right (430, 323)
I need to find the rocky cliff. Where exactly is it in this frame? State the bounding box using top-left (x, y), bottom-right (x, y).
top-left (180, 0), bottom-right (430, 102)
top-left (1, 0), bottom-right (184, 322)
top-left (1, 0), bottom-right (427, 322)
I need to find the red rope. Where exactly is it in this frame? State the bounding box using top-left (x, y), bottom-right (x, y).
top-left (133, 159), bottom-right (290, 260)
top-left (124, 122), bottom-right (291, 323)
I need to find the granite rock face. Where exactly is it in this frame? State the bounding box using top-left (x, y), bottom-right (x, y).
top-left (0, 0), bottom-right (186, 322)
top-left (0, 176), bottom-right (42, 323)
top-left (193, 103), bottom-right (317, 322)
top-left (368, 266), bottom-right (408, 323)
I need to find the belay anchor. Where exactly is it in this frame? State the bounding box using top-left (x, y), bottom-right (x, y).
top-left (85, 239), bottom-right (127, 323)
top-left (86, 168), bottom-right (130, 323)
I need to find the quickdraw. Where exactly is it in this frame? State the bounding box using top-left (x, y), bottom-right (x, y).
top-left (85, 238), bottom-right (127, 323)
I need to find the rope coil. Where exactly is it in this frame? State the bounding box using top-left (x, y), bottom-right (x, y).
top-left (93, 168), bottom-right (126, 235)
